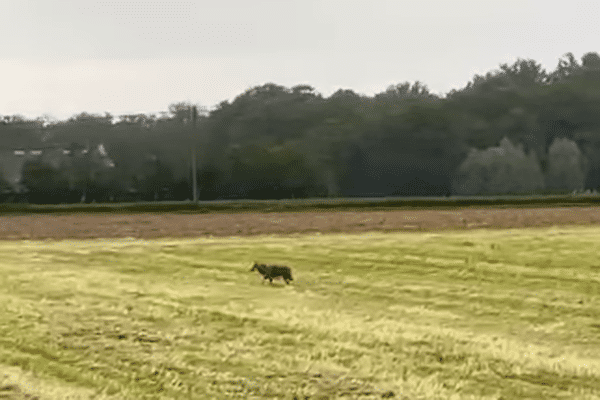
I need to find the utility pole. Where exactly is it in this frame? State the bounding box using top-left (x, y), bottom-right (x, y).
top-left (191, 105), bottom-right (198, 203)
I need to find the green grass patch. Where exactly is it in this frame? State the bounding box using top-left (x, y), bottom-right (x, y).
top-left (2, 193), bottom-right (600, 214)
top-left (1, 227), bottom-right (600, 399)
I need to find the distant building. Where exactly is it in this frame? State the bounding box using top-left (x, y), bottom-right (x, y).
top-left (0, 143), bottom-right (115, 193)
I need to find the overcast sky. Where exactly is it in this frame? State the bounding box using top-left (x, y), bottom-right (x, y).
top-left (2, 0), bottom-right (599, 121)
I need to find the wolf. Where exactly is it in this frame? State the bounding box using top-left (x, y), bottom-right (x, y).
top-left (250, 262), bottom-right (293, 284)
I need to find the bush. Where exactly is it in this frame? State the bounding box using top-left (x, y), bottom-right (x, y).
top-left (453, 137), bottom-right (545, 195)
top-left (545, 137), bottom-right (586, 192)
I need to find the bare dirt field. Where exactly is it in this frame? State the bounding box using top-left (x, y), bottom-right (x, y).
top-left (1, 206), bottom-right (599, 240)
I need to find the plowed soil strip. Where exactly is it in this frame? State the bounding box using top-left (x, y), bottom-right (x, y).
top-left (1, 206), bottom-right (599, 240)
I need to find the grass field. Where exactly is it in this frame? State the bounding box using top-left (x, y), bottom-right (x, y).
top-left (2, 193), bottom-right (600, 215)
top-left (1, 226), bottom-right (600, 399)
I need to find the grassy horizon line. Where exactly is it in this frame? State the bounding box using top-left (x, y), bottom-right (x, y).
top-left (1, 193), bottom-right (600, 215)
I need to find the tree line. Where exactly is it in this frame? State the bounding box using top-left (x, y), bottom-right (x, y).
top-left (2, 52), bottom-right (600, 203)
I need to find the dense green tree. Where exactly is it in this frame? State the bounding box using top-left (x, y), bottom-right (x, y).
top-left (225, 143), bottom-right (321, 199)
top-left (21, 160), bottom-right (70, 203)
top-left (0, 116), bottom-right (44, 149)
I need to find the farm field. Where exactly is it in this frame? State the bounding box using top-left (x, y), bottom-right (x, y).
top-left (1, 205), bottom-right (600, 239)
top-left (1, 225), bottom-right (600, 399)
